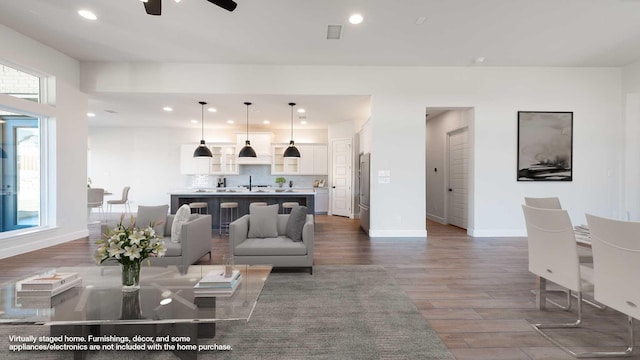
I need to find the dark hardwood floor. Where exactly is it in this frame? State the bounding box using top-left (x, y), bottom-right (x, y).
top-left (1, 215), bottom-right (637, 359)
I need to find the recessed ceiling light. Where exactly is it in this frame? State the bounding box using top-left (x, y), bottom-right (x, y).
top-left (163, 106), bottom-right (173, 112)
top-left (207, 107), bottom-right (217, 113)
top-left (263, 120), bottom-right (270, 124)
top-left (300, 121), bottom-right (308, 125)
top-left (415, 16), bottom-right (427, 25)
top-left (349, 14), bottom-right (364, 25)
top-left (87, 112), bottom-right (96, 117)
top-left (227, 120), bottom-right (234, 124)
top-left (297, 109), bottom-right (306, 113)
top-left (190, 119), bottom-right (198, 124)
top-left (474, 56), bottom-right (486, 64)
top-left (78, 9), bottom-right (97, 20)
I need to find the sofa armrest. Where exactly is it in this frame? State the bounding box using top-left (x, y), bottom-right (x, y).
top-left (229, 215), bottom-right (250, 255)
top-left (178, 214), bottom-right (212, 266)
top-left (302, 214), bottom-right (314, 258)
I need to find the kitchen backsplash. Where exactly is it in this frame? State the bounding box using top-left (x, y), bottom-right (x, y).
top-left (187, 165), bottom-right (328, 189)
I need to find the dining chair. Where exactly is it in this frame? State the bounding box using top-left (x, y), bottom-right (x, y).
top-left (524, 196), bottom-right (562, 209)
top-left (87, 187), bottom-right (105, 222)
top-left (523, 197), bottom-right (601, 312)
top-left (585, 213), bottom-right (640, 357)
top-left (107, 186), bottom-right (131, 216)
top-left (522, 205), bottom-right (600, 358)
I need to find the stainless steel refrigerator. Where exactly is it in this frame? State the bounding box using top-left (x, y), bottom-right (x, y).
top-left (359, 153), bottom-right (370, 234)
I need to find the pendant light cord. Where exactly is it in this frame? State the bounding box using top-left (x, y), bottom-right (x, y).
top-left (201, 103), bottom-right (205, 139)
top-left (289, 102), bottom-right (296, 141)
top-left (246, 102), bottom-right (250, 141)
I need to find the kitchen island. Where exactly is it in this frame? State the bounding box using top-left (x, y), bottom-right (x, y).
top-left (170, 189), bottom-right (315, 231)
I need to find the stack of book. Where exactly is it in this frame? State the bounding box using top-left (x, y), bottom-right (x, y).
top-left (193, 270), bottom-right (242, 297)
top-left (16, 272), bottom-right (82, 307)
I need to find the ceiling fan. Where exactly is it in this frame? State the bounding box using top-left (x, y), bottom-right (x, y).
top-left (142, 0), bottom-right (237, 16)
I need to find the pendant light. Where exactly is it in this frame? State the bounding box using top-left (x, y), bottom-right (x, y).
top-left (238, 102), bottom-right (257, 157)
top-left (193, 101), bottom-right (213, 157)
top-left (283, 102), bottom-right (300, 158)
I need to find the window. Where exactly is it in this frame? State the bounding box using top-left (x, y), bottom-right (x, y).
top-left (0, 64), bottom-right (40, 102)
top-left (0, 65), bottom-right (44, 234)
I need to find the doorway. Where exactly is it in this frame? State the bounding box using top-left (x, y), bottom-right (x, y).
top-left (1, 116), bottom-right (40, 232)
top-left (331, 138), bottom-right (352, 217)
top-left (425, 108), bottom-right (472, 232)
top-left (446, 127), bottom-right (468, 229)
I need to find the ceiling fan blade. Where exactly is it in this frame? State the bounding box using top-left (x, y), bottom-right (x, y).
top-left (144, 0), bottom-right (162, 15)
top-left (206, 0), bottom-right (237, 12)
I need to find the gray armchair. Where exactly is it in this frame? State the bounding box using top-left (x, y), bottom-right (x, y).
top-left (229, 214), bottom-right (314, 274)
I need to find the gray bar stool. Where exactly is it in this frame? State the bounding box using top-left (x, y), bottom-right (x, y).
top-left (219, 202), bottom-right (238, 235)
top-left (189, 202), bottom-right (208, 214)
top-left (282, 202), bottom-right (299, 214)
top-left (250, 202), bottom-right (267, 207)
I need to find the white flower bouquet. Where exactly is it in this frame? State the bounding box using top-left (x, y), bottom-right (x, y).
top-left (95, 215), bottom-right (167, 266)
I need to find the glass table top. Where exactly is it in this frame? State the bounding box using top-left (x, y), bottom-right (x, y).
top-left (0, 265), bottom-right (272, 326)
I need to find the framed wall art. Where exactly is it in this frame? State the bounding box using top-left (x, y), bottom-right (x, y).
top-left (517, 111), bottom-right (573, 181)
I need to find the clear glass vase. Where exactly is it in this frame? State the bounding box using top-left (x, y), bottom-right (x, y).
top-left (120, 289), bottom-right (142, 320)
top-left (121, 261), bottom-right (141, 292)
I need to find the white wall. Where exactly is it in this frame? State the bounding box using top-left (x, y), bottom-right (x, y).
top-left (80, 62), bottom-right (624, 237)
top-left (0, 25), bottom-right (87, 258)
top-left (622, 60), bottom-right (640, 220)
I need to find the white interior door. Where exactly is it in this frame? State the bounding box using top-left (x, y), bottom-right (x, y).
top-left (447, 128), bottom-right (468, 229)
top-left (331, 138), bottom-right (352, 217)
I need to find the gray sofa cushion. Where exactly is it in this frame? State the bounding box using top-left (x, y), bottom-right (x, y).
top-left (235, 236), bottom-right (308, 256)
top-left (163, 241), bottom-right (182, 257)
top-left (248, 204), bottom-right (278, 238)
top-left (136, 205), bottom-right (169, 237)
top-left (285, 206), bottom-right (307, 241)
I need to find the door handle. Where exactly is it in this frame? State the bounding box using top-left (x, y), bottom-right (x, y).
top-left (332, 186), bottom-right (336, 189)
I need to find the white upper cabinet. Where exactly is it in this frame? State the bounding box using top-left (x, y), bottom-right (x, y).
top-left (210, 144), bottom-right (239, 174)
top-left (180, 143), bottom-right (238, 175)
top-left (180, 144), bottom-right (212, 175)
top-left (272, 143), bottom-right (328, 175)
top-left (236, 132), bottom-right (273, 164)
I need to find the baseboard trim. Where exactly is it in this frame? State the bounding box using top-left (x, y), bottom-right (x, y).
top-left (0, 229), bottom-right (89, 259)
top-left (369, 229), bottom-right (427, 238)
top-left (426, 213), bottom-right (446, 224)
top-left (469, 229), bottom-right (527, 237)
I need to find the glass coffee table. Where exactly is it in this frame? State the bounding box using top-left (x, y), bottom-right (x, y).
top-left (0, 264), bottom-right (272, 359)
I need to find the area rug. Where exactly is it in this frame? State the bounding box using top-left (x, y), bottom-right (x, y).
top-left (0, 265), bottom-right (454, 359)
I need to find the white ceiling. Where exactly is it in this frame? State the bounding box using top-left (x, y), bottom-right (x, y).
top-left (2, 0), bottom-right (640, 128)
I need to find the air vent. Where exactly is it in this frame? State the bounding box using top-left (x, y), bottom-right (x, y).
top-left (326, 25), bottom-right (342, 40)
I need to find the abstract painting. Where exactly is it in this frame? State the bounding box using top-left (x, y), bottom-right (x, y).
top-left (517, 111), bottom-right (573, 181)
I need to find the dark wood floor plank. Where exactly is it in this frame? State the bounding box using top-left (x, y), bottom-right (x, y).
top-left (2, 216), bottom-right (639, 359)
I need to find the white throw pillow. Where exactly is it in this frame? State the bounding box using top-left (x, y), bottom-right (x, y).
top-left (171, 204), bottom-right (191, 243)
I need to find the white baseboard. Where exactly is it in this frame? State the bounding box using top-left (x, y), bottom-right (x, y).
top-left (0, 229), bottom-right (89, 259)
top-left (369, 229), bottom-right (427, 238)
top-left (469, 229), bottom-right (527, 237)
top-left (426, 213), bottom-right (446, 224)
